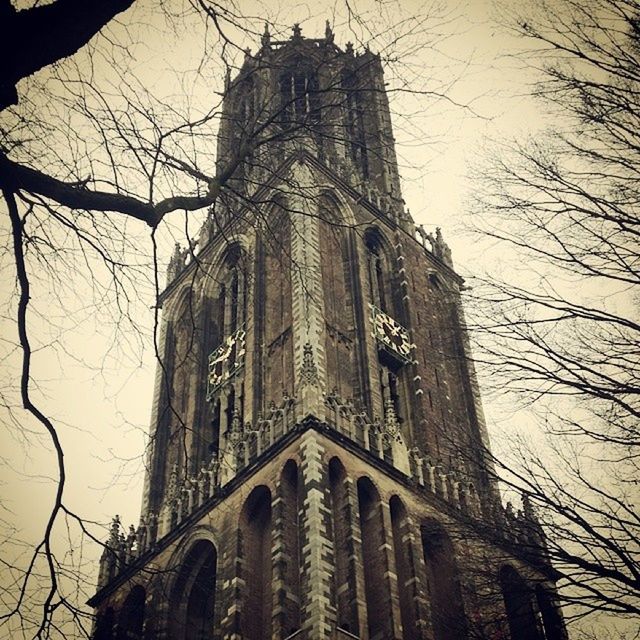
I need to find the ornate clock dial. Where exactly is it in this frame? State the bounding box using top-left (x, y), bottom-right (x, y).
top-left (370, 305), bottom-right (412, 362)
top-left (207, 328), bottom-right (246, 397)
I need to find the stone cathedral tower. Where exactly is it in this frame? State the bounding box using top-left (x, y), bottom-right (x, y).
top-left (90, 25), bottom-right (567, 640)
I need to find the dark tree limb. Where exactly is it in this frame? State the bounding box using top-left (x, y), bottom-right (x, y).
top-left (0, 151), bottom-right (221, 227)
top-left (0, 0), bottom-right (135, 109)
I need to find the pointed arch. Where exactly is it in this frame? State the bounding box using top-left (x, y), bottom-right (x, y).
top-left (319, 194), bottom-right (358, 402)
top-left (278, 58), bottom-right (321, 126)
top-left (159, 286), bottom-right (199, 487)
top-left (421, 521), bottom-right (468, 640)
top-left (363, 226), bottom-right (395, 315)
top-left (197, 241), bottom-right (251, 466)
top-left (168, 539), bottom-right (218, 640)
top-left (116, 585), bottom-right (145, 640)
top-left (357, 476), bottom-right (393, 639)
top-left (499, 566), bottom-right (543, 640)
top-left (390, 496), bottom-right (419, 640)
top-left (260, 203), bottom-right (293, 406)
top-left (535, 585), bottom-right (566, 640)
top-left (277, 460), bottom-right (303, 635)
top-left (328, 457), bottom-right (359, 635)
top-left (239, 485), bottom-right (273, 639)
top-left (363, 226), bottom-right (411, 438)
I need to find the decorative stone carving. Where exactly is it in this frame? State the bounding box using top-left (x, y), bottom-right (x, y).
top-left (299, 342), bottom-right (319, 386)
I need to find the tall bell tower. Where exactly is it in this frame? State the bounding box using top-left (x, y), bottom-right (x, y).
top-left (90, 24), bottom-right (568, 640)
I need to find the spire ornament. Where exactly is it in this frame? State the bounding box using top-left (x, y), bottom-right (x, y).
top-left (300, 342), bottom-right (319, 386)
top-left (261, 22), bottom-right (271, 47)
top-left (325, 20), bottom-right (334, 43)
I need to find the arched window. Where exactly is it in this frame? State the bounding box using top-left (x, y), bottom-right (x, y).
top-left (390, 496), bottom-right (419, 640)
top-left (535, 585), bottom-right (566, 640)
top-left (202, 244), bottom-right (248, 461)
top-left (421, 522), bottom-right (467, 640)
top-left (342, 70), bottom-right (369, 177)
top-left (174, 295), bottom-right (197, 417)
top-left (320, 204), bottom-right (358, 402)
top-left (168, 540), bottom-right (218, 640)
top-left (217, 244), bottom-right (246, 342)
top-left (365, 229), bottom-right (411, 434)
top-left (357, 477), bottom-right (393, 639)
top-left (262, 212), bottom-right (293, 405)
top-left (329, 458), bottom-right (359, 635)
top-left (240, 486), bottom-right (273, 639)
top-left (365, 230), bottom-right (390, 314)
top-left (159, 295), bottom-right (196, 497)
top-left (278, 461), bottom-right (302, 635)
top-left (499, 566), bottom-right (542, 640)
top-left (116, 586), bottom-right (145, 640)
top-left (279, 66), bottom-right (320, 126)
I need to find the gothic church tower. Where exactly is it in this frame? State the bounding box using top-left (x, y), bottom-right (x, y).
top-left (90, 24), bottom-right (567, 640)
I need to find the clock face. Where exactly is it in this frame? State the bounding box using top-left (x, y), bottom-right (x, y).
top-left (370, 306), bottom-right (412, 361)
top-left (207, 328), bottom-right (246, 397)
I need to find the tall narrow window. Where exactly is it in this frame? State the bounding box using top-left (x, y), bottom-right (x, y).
top-left (205, 244), bottom-right (247, 405)
top-left (342, 71), bottom-right (369, 177)
top-left (279, 68), bottom-right (320, 126)
top-left (358, 477), bottom-right (393, 639)
top-left (329, 458), bottom-right (359, 635)
top-left (421, 522), bottom-right (468, 640)
top-left (230, 270), bottom-right (239, 335)
top-left (169, 540), bottom-right (218, 640)
top-left (390, 497), bottom-right (419, 640)
top-left (209, 399), bottom-right (221, 457)
top-left (279, 461), bottom-right (302, 635)
top-left (263, 213), bottom-right (293, 405)
top-left (220, 245), bottom-right (245, 338)
top-left (499, 566), bottom-right (542, 640)
top-left (365, 232), bottom-right (389, 313)
top-left (163, 297), bottom-right (196, 493)
top-left (320, 207), bottom-right (357, 402)
top-left (240, 486), bottom-right (273, 639)
top-left (535, 586), bottom-right (566, 640)
top-left (217, 285), bottom-right (226, 345)
top-left (116, 586), bottom-right (145, 640)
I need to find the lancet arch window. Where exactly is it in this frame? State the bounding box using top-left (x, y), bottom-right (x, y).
top-left (168, 540), bottom-right (218, 640)
top-left (342, 69), bottom-right (369, 177)
top-left (277, 460), bottom-right (303, 635)
top-left (239, 485), bottom-right (273, 639)
top-left (260, 209), bottom-right (293, 407)
top-left (390, 496), bottom-right (419, 640)
top-left (499, 566), bottom-right (556, 640)
top-left (319, 200), bottom-right (359, 403)
top-left (364, 229), bottom-right (412, 430)
top-left (279, 65), bottom-right (320, 126)
top-left (116, 585), bottom-right (145, 640)
top-left (206, 244), bottom-right (248, 400)
top-left (160, 292), bottom-right (198, 493)
top-left (173, 292), bottom-right (198, 417)
top-left (421, 521), bottom-right (468, 640)
top-left (357, 476), bottom-right (393, 639)
top-left (328, 457), bottom-right (359, 635)
top-left (365, 230), bottom-right (390, 314)
top-left (215, 243), bottom-right (247, 341)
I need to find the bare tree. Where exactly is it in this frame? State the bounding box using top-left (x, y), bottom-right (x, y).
top-left (467, 0), bottom-right (640, 634)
